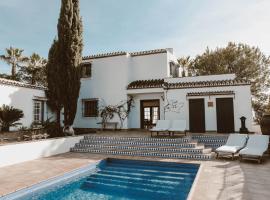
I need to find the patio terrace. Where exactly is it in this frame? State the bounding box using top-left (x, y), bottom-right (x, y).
top-left (0, 131), bottom-right (269, 200)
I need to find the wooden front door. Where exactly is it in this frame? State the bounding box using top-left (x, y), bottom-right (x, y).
top-left (189, 99), bottom-right (205, 133)
top-left (216, 98), bottom-right (235, 133)
top-left (140, 100), bottom-right (160, 129)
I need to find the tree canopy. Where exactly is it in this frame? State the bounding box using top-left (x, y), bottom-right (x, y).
top-left (19, 53), bottom-right (47, 85)
top-left (0, 47), bottom-right (28, 80)
top-left (56, 0), bottom-right (83, 128)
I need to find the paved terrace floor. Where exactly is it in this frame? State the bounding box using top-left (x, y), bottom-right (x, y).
top-left (0, 131), bottom-right (268, 199)
top-left (0, 152), bottom-right (269, 200)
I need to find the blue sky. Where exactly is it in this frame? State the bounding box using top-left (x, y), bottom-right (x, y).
top-left (1, 0), bottom-right (270, 74)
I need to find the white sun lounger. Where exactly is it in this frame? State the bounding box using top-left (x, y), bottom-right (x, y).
top-left (215, 134), bottom-right (248, 159)
top-left (168, 120), bottom-right (187, 136)
top-left (150, 120), bottom-right (171, 137)
top-left (239, 135), bottom-right (269, 163)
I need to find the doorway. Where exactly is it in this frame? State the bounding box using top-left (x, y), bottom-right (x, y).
top-left (189, 98), bottom-right (205, 133)
top-left (216, 98), bottom-right (235, 133)
top-left (140, 100), bottom-right (160, 129)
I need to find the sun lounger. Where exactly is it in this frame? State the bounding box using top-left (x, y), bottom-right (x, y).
top-left (150, 120), bottom-right (170, 137)
top-left (168, 120), bottom-right (187, 136)
top-left (239, 135), bottom-right (269, 163)
top-left (215, 133), bottom-right (248, 159)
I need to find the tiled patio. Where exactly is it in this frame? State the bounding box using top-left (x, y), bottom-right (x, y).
top-left (0, 152), bottom-right (269, 200)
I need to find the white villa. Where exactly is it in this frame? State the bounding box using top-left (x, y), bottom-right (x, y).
top-left (0, 48), bottom-right (252, 133)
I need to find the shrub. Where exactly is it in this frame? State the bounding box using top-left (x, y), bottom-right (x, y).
top-left (0, 105), bottom-right (24, 132)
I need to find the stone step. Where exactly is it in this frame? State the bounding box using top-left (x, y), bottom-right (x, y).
top-left (79, 139), bottom-right (199, 148)
top-left (73, 145), bottom-right (212, 154)
top-left (83, 136), bottom-right (192, 143)
top-left (191, 135), bottom-right (228, 139)
top-left (71, 147), bottom-right (213, 160)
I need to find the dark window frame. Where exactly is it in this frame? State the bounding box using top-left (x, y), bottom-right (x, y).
top-left (169, 62), bottom-right (179, 78)
top-left (82, 99), bottom-right (98, 117)
top-left (33, 100), bottom-right (44, 124)
top-left (81, 63), bottom-right (92, 78)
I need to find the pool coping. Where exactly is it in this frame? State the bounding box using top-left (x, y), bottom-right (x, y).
top-left (187, 162), bottom-right (203, 200)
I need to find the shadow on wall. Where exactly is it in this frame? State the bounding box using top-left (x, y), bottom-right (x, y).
top-left (6, 86), bottom-right (48, 129)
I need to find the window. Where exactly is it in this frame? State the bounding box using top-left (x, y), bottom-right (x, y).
top-left (33, 100), bottom-right (43, 123)
top-left (169, 62), bottom-right (179, 78)
top-left (81, 63), bottom-right (92, 78)
top-left (82, 99), bottom-right (98, 117)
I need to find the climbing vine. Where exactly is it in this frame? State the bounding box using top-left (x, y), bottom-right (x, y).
top-left (163, 89), bottom-right (184, 113)
top-left (99, 97), bottom-right (134, 128)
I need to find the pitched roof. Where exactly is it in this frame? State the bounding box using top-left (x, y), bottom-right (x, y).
top-left (83, 49), bottom-right (168, 60)
top-left (0, 78), bottom-right (46, 90)
top-left (127, 79), bottom-right (250, 90)
top-left (164, 79), bottom-right (250, 89)
top-left (187, 91), bottom-right (235, 96)
top-left (127, 79), bottom-right (164, 89)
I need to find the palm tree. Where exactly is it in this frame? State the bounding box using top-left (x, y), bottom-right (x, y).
top-left (0, 47), bottom-right (28, 80)
top-left (178, 56), bottom-right (191, 77)
top-left (20, 53), bottom-right (47, 85)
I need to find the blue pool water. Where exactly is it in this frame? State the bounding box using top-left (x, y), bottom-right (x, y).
top-left (5, 159), bottom-right (199, 200)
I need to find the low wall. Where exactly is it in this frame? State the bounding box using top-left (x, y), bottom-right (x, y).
top-left (0, 135), bottom-right (84, 168)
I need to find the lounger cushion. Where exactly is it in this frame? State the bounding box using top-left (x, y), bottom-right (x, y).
top-left (215, 134), bottom-right (247, 155)
top-left (216, 145), bottom-right (243, 153)
top-left (239, 147), bottom-right (266, 157)
top-left (150, 120), bottom-right (170, 132)
top-left (239, 135), bottom-right (269, 157)
top-left (168, 120), bottom-right (186, 132)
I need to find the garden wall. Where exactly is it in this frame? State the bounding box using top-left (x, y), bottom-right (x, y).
top-left (0, 135), bottom-right (84, 168)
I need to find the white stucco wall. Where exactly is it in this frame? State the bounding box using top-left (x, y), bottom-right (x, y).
top-left (128, 92), bottom-right (165, 129)
top-left (164, 85), bottom-right (252, 132)
top-left (74, 55), bottom-right (130, 129)
top-left (128, 53), bottom-right (168, 81)
top-left (0, 84), bottom-right (52, 130)
top-left (0, 136), bottom-right (84, 167)
top-left (75, 51), bottom-right (170, 129)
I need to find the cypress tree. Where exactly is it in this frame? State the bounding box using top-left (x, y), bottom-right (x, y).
top-left (46, 39), bottom-right (63, 135)
top-left (57, 0), bottom-right (83, 131)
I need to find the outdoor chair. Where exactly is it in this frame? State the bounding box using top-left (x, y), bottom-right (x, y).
top-left (215, 133), bottom-right (248, 160)
top-left (168, 120), bottom-right (187, 136)
top-left (150, 120), bottom-right (171, 137)
top-left (239, 135), bottom-right (269, 163)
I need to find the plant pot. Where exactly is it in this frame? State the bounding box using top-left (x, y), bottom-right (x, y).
top-left (260, 114), bottom-right (270, 135)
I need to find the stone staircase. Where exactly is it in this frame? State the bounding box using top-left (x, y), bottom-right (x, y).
top-left (191, 135), bottom-right (228, 150)
top-left (71, 136), bottom-right (214, 160)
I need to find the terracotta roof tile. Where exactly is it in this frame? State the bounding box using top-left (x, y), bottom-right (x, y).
top-left (0, 78), bottom-right (46, 90)
top-left (83, 49), bottom-right (168, 60)
top-left (164, 79), bottom-right (250, 89)
top-left (83, 51), bottom-right (127, 60)
top-left (127, 79), bottom-right (250, 90)
top-left (130, 49), bottom-right (167, 57)
top-left (127, 79), bottom-right (164, 89)
top-left (187, 91), bottom-right (235, 96)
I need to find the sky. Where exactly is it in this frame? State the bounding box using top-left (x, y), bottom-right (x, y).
top-left (1, 0), bottom-right (270, 74)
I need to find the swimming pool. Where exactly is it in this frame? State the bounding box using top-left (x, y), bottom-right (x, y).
top-left (2, 158), bottom-right (200, 200)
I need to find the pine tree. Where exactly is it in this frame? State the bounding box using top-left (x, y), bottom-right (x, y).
top-left (46, 40), bottom-right (63, 134)
top-left (57, 0), bottom-right (83, 131)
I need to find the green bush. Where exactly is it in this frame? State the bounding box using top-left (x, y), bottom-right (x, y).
top-left (0, 105), bottom-right (24, 132)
